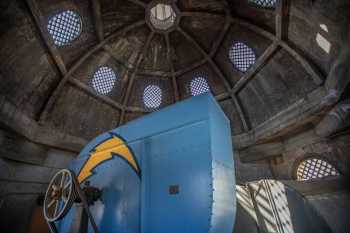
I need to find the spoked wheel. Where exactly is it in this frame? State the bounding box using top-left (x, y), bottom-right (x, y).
top-left (43, 169), bottom-right (76, 222)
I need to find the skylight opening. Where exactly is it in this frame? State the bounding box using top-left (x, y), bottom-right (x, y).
top-left (143, 85), bottom-right (162, 109)
top-left (190, 76), bottom-right (210, 96)
top-left (249, 0), bottom-right (277, 8)
top-left (296, 157), bottom-right (340, 181)
top-left (150, 3), bottom-right (176, 30)
top-left (91, 66), bottom-right (117, 95)
top-left (47, 10), bottom-right (82, 47)
top-left (229, 42), bottom-right (256, 73)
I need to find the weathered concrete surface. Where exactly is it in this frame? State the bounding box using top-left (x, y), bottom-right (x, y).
top-left (0, 96), bottom-right (87, 152)
top-left (0, 128), bottom-right (75, 233)
top-left (316, 98), bottom-right (350, 137)
top-left (307, 191), bottom-right (350, 233)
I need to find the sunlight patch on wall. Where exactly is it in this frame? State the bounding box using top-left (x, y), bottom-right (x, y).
top-left (316, 34), bottom-right (331, 54)
top-left (238, 181), bottom-right (295, 233)
top-left (320, 24), bottom-right (329, 32)
top-left (316, 24), bottom-right (331, 54)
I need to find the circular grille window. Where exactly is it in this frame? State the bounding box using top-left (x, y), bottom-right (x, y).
top-left (47, 10), bottom-right (82, 47)
top-left (150, 4), bottom-right (176, 30)
top-left (190, 77), bottom-right (210, 96)
top-left (143, 85), bottom-right (162, 109)
top-left (249, 0), bottom-right (277, 8)
top-left (229, 42), bottom-right (256, 73)
top-left (296, 157), bottom-right (340, 181)
top-left (91, 66), bottom-right (117, 95)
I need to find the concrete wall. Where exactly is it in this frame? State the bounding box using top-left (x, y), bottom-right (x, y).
top-left (0, 128), bottom-right (76, 233)
top-left (235, 180), bottom-right (350, 233)
top-left (307, 191), bottom-right (350, 233)
top-left (234, 150), bottom-right (274, 184)
top-left (271, 133), bottom-right (350, 180)
top-left (285, 179), bottom-right (350, 233)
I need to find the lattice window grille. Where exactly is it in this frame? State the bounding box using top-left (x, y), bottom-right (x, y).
top-left (296, 158), bottom-right (340, 181)
top-left (190, 76), bottom-right (210, 96)
top-left (47, 10), bottom-right (82, 46)
top-left (91, 66), bottom-right (117, 95)
top-left (249, 0), bottom-right (277, 8)
top-left (150, 4), bottom-right (176, 30)
top-left (229, 42), bottom-right (256, 73)
top-left (143, 85), bottom-right (162, 109)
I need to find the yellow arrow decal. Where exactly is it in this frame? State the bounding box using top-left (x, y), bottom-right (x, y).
top-left (77, 134), bottom-right (140, 183)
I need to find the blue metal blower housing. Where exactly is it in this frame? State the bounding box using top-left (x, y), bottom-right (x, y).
top-left (58, 93), bottom-right (236, 233)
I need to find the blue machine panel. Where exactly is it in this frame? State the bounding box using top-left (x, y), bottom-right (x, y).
top-left (58, 93), bottom-right (236, 233)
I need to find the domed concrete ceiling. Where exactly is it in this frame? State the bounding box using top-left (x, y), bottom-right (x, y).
top-left (0, 0), bottom-right (349, 151)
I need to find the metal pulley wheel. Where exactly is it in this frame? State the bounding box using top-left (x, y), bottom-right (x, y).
top-left (43, 169), bottom-right (76, 222)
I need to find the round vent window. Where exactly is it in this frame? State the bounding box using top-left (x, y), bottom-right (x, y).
top-left (149, 3), bottom-right (176, 30)
top-left (229, 42), bottom-right (256, 73)
top-left (249, 0), bottom-right (277, 8)
top-left (91, 66), bottom-right (117, 95)
top-left (190, 77), bottom-right (210, 96)
top-left (143, 85), bottom-right (162, 109)
top-left (296, 157), bottom-right (340, 181)
top-left (47, 10), bottom-right (82, 46)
